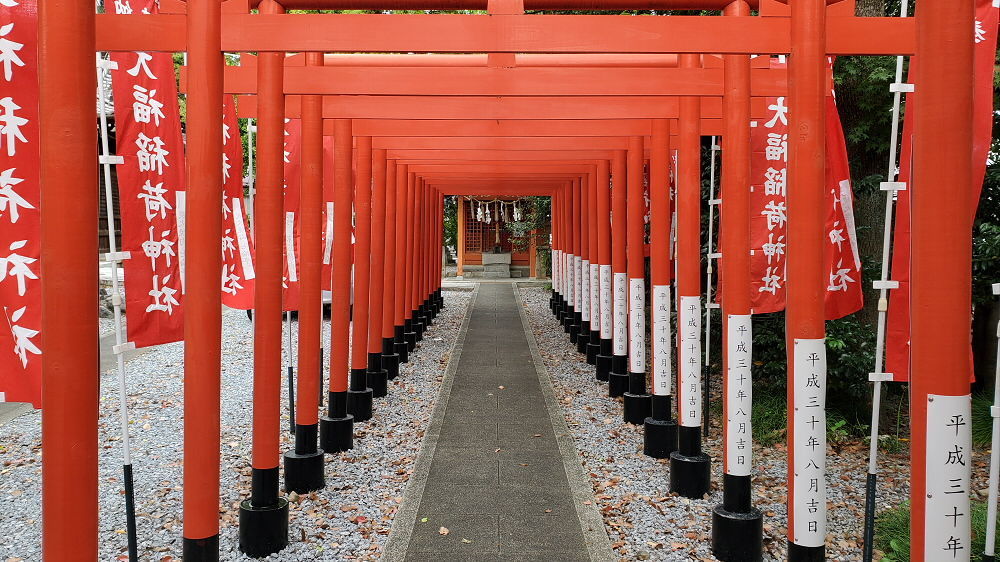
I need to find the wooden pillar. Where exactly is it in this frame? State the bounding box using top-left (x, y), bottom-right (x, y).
top-left (39, 0), bottom-right (99, 555)
top-left (786, 0), bottom-right (828, 557)
top-left (909, 0), bottom-right (976, 559)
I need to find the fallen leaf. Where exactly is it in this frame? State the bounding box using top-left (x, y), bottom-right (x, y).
top-left (438, 526), bottom-right (450, 536)
top-left (461, 538), bottom-right (472, 544)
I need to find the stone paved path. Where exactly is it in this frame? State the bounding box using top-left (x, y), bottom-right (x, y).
top-left (399, 283), bottom-right (593, 561)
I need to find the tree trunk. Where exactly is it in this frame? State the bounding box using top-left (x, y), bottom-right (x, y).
top-left (836, 0), bottom-right (888, 326)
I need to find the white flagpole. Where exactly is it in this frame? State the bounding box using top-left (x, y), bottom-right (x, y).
top-left (862, 2), bottom-right (910, 558)
top-left (703, 138), bottom-right (720, 438)
top-left (96, 50), bottom-right (139, 561)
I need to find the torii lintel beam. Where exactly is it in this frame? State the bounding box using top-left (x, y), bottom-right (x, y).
top-left (350, 119), bottom-right (717, 137)
top-left (435, 187), bottom-right (556, 196)
top-left (209, 66), bottom-right (788, 97)
top-left (95, 14), bottom-right (914, 56)
top-left (375, 137), bottom-right (628, 150)
top-left (354, 119), bottom-right (652, 137)
top-left (245, 0), bottom-right (835, 10)
top-left (390, 150), bottom-right (621, 160)
top-left (237, 96), bottom-right (765, 120)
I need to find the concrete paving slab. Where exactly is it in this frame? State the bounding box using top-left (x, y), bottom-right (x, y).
top-left (386, 282), bottom-right (612, 562)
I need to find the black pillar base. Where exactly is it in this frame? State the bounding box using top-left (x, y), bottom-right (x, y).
top-left (711, 505), bottom-right (763, 562)
top-left (586, 330), bottom-right (600, 364)
top-left (414, 320), bottom-right (426, 341)
top-left (319, 414), bottom-right (354, 452)
top-left (563, 311), bottom-right (574, 332)
top-left (346, 388), bottom-right (373, 422)
top-left (405, 331), bottom-right (417, 353)
top-left (368, 369), bottom-right (389, 398)
top-left (575, 331), bottom-right (589, 354)
top-left (622, 392), bottom-right (652, 425)
top-left (394, 341), bottom-right (409, 364)
top-left (643, 417), bottom-right (677, 458)
top-left (595, 354), bottom-right (612, 381)
top-left (383, 352), bottom-right (400, 380)
top-left (568, 323), bottom-right (579, 343)
top-left (283, 449), bottom-right (325, 494)
top-left (183, 535), bottom-right (219, 562)
top-left (608, 372), bottom-right (629, 398)
top-left (669, 451), bottom-right (712, 499)
top-left (238, 497), bottom-right (289, 558)
top-left (983, 555), bottom-right (996, 562)
top-left (787, 542), bottom-right (825, 562)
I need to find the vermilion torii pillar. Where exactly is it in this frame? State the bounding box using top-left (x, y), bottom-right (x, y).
top-left (367, 149), bottom-right (391, 389)
top-left (670, 53), bottom-right (711, 500)
top-left (595, 160), bottom-right (614, 382)
top-left (644, 119), bottom-right (676, 458)
top-left (909, 0), bottom-right (975, 559)
top-left (560, 179), bottom-right (575, 331)
top-left (380, 160), bottom-right (401, 379)
top-left (575, 168), bottom-right (592, 355)
top-left (608, 150), bottom-right (629, 397)
top-left (402, 171), bottom-right (418, 351)
top-left (283, 51), bottom-right (327, 496)
top-left (567, 177), bottom-right (582, 343)
top-left (712, 1), bottom-right (763, 558)
top-left (38, 0), bottom-right (99, 556)
top-left (180, 0), bottom-right (224, 556)
top-left (348, 136), bottom-right (377, 416)
top-left (240, 0), bottom-right (290, 556)
top-left (785, 0), bottom-right (827, 558)
top-left (585, 165), bottom-right (602, 364)
top-left (623, 135), bottom-right (652, 425)
top-left (319, 118), bottom-right (355, 454)
top-left (393, 164), bottom-right (410, 365)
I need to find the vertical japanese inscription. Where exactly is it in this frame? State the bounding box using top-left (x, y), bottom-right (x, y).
top-left (726, 314), bottom-right (752, 476)
top-left (628, 277), bottom-right (644, 373)
top-left (110, 0), bottom-right (187, 348)
top-left (612, 272), bottom-right (628, 356)
top-left (792, 338), bottom-right (827, 547)
top-left (652, 284), bottom-right (672, 395)
top-left (599, 265), bottom-right (612, 340)
top-left (925, 394), bottom-right (972, 560)
top-left (0, 0), bottom-right (41, 406)
top-left (679, 295), bottom-right (701, 426)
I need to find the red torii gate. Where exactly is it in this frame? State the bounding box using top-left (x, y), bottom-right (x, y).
top-left (38, 1), bottom-right (976, 561)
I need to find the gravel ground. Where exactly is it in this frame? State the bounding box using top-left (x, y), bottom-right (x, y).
top-left (0, 289), bottom-right (472, 561)
top-left (519, 287), bottom-right (990, 561)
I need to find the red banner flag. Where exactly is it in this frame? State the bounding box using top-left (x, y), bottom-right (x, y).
top-left (221, 95), bottom-right (255, 309)
top-left (886, 0), bottom-right (998, 382)
top-left (110, 0), bottom-right (186, 348)
top-left (745, 58), bottom-right (864, 319)
top-left (0, 0), bottom-right (42, 407)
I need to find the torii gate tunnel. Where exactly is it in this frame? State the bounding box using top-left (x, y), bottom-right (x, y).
top-left (38, 0), bottom-right (976, 560)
